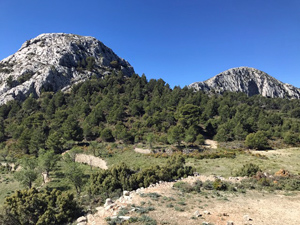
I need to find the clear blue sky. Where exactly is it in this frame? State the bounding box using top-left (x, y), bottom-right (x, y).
top-left (1, 0), bottom-right (299, 88)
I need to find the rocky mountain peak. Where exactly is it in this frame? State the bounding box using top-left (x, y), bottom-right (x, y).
top-left (0, 33), bottom-right (134, 104)
top-left (189, 67), bottom-right (300, 99)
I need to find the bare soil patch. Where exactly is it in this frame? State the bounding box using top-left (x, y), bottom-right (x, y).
top-left (85, 174), bottom-right (300, 225)
top-left (251, 148), bottom-right (298, 156)
top-left (134, 147), bottom-right (151, 154)
top-left (205, 139), bottom-right (218, 149)
top-left (75, 154), bottom-right (108, 169)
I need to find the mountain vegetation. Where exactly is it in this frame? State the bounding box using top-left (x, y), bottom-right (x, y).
top-left (1, 33), bottom-right (300, 224)
top-left (0, 72), bottom-right (299, 159)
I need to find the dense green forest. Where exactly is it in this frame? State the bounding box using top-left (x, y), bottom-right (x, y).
top-left (0, 72), bottom-right (299, 158)
top-left (1, 72), bottom-right (300, 224)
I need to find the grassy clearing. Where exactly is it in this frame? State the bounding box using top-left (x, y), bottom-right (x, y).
top-left (103, 145), bottom-right (300, 178)
top-left (44, 160), bottom-right (101, 194)
top-left (187, 148), bottom-right (300, 177)
top-left (104, 148), bottom-right (167, 169)
top-left (0, 173), bottom-right (21, 207)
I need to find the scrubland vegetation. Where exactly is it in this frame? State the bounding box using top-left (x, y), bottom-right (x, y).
top-left (0, 73), bottom-right (300, 224)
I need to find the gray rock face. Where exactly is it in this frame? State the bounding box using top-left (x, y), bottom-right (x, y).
top-left (0, 33), bottom-right (134, 104)
top-left (189, 67), bottom-right (300, 99)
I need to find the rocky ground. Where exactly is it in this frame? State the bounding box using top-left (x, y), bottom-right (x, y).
top-left (73, 144), bottom-right (300, 225)
top-left (76, 173), bottom-right (300, 225)
top-left (134, 148), bottom-right (152, 154)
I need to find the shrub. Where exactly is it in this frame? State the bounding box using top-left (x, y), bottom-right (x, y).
top-left (146, 192), bottom-right (161, 201)
top-left (245, 131), bottom-right (269, 150)
top-left (173, 181), bottom-right (194, 193)
top-left (196, 134), bottom-right (205, 145)
top-left (138, 215), bottom-right (157, 225)
top-left (213, 179), bottom-right (228, 191)
top-left (281, 178), bottom-right (300, 191)
top-left (257, 177), bottom-right (271, 187)
top-left (283, 132), bottom-right (299, 146)
top-left (193, 179), bottom-right (203, 193)
top-left (17, 71), bottom-right (34, 84)
top-left (235, 163), bottom-right (261, 177)
top-left (2, 188), bottom-right (82, 225)
top-left (203, 180), bottom-right (214, 190)
top-left (136, 206), bottom-right (155, 214)
top-left (100, 128), bottom-right (114, 142)
top-left (90, 156), bottom-right (194, 199)
top-left (110, 60), bottom-right (119, 68)
top-left (174, 206), bottom-right (185, 211)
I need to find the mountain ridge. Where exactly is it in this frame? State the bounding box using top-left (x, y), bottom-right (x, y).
top-left (189, 67), bottom-right (300, 99)
top-left (0, 33), bottom-right (134, 105)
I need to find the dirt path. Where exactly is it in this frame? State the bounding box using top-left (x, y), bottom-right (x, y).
top-left (75, 154), bottom-right (108, 169)
top-left (205, 139), bottom-right (218, 149)
top-left (84, 174), bottom-right (300, 225)
top-left (251, 148), bottom-right (298, 156)
top-left (0, 162), bottom-right (21, 171)
top-left (134, 147), bottom-right (151, 154)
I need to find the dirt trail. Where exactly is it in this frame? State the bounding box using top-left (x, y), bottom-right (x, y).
top-left (205, 139), bottom-right (218, 149)
top-left (75, 154), bottom-right (108, 169)
top-left (134, 139), bottom-right (218, 154)
top-left (251, 148), bottom-right (298, 156)
top-left (134, 147), bottom-right (151, 154)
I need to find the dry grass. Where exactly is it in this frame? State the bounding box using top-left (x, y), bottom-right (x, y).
top-left (104, 148), bottom-right (167, 169)
top-left (187, 147), bottom-right (300, 177)
top-left (89, 174), bottom-right (300, 225)
top-left (0, 173), bottom-right (21, 207)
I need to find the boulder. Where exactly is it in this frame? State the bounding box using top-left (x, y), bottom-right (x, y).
top-left (123, 190), bottom-right (130, 196)
top-left (243, 215), bottom-right (253, 224)
top-left (193, 210), bottom-right (202, 217)
top-left (274, 169), bottom-right (290, 177)
top-left (203, 210), bottom-right (211, 215)
top-left (77, 216), bottom-right (87, 223)
top-left (104, 198), bottom-right (113, 207)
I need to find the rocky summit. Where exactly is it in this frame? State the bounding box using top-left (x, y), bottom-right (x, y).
top-left (189, 67), bottom-right (300, 99)
top-left (0, 33), bottom-right (134, 105)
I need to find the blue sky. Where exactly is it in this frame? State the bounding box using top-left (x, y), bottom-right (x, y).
top-left (1, 0), bottom-right (299, 88)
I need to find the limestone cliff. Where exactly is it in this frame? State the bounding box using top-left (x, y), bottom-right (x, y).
top-left (189, 67), bottom-right (300, 99)
top-left (0, 33), bottom-right (134, 104)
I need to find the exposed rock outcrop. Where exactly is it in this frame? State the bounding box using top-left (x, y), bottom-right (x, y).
top-left (0, 33), bottom-right (134, 105)
top-left (189, 67), bottom-right (300, 99)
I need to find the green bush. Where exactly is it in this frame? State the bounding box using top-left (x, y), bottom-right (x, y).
top-left (203, 180), bottom-right (214, 190)
top-left (193, 179), bottom-right (203, 193)
top-left (283, 132), bottom-right (299, 146)
top-left (280, 178), bottom-right (300, 191)
top-left (1, 188), bottom-right (82, 225)
top-left (136, 206), bottom-right (155, 214)
top-left (173, 181), bottom-right (194, 193)
top-left (90, 156), bottom-right (194, 199)
top-left (213, 179), bottom-right (228, 191)
top-left (100, 128), bottom-right (114, 142)
top-left (235, 163), bottom-right (261, 177)
top-left (110, 60), bottom-right (119, 68)
top-left (245, 131), bottom-right (269, 149)
top-left (17, 71), bottom-right (34, 84)
top-left (138, 215), bottom-right (157, 225)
